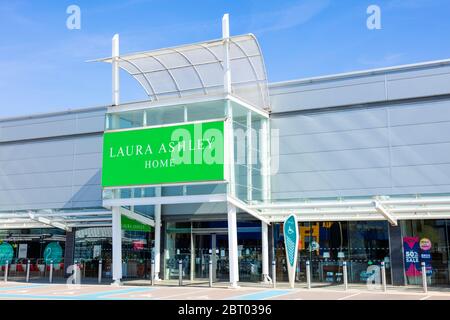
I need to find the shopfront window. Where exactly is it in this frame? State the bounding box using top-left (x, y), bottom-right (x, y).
top-left (273, 221), bottom-right (391, 285)
top-left (348, 221), bottom-right (390, 284)
top-left (74, 227), bottom-right (112, 279)
top-left (122, 230), bottom-right (153, 279)
top-left (0, 228), bottom-right (66, 281)
top-left (401, 219), bottom-right (449, 287)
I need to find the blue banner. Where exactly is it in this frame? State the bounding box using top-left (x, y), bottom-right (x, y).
top-left (403, 237), bottom-right (420, 277)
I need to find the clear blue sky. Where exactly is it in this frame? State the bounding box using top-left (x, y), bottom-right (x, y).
top-left (1, 0), bottom-right (450, 117)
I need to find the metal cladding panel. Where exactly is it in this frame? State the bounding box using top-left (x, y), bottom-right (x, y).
top-left (0, 109), bottom-right (105, 211)
top-left (387, 65), bottom-right (450, 100)
top-left (391, 164), bottom-right (450, 187)
top-left (276, 127), bottom-right (389, 155)
top-left (271, 107), bottom-right (387, 135)
top-left (270, 79), bottom-right (386, 113)
top-left (271, 168), bottom-right (392, 193)
top-left (271, 97), bottom-right (450, 200)
top-left (388, 99), bottom-right (450, 125)
top-left (0, 108), bottom-right (105, 143)
top-left (270, 62), bottom-right (450, 113)
top-left (275, 149), bottom-right (390, 174)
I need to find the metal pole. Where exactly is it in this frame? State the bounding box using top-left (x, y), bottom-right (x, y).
top-left (151, 260), bottom-right (155, 286)
top-left (98, 260), bottom-right (103, 284)
top-left (272, 260), bottom-right (276, 288)
top-left (111, 207), bottom-right (122, 285)
top-left (381, 262), bottom-right (387, 292)
top-left (26, 260), bottom-right (30, 283)
top-left (343, 261), bottom-right (348, 291)
top-left (112, 34), bottom-right (120, 106)
top-left (74, 260), bottom-right (78, 285)
top-left (209, 258), bottom-right (213, 287)
top-left (306, 260), bottom-right (311, 289)
top-left (49, 260), bottom-right (53, 283)
top-left (4, 260), bottom-right (8, 282)
top-left (178, 260), bottom-right (183, 286)
top-left (421, 262), bottom-right (428, 293)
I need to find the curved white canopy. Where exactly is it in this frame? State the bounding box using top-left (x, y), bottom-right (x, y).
top-left (94, 34), bottom-right (270, 111)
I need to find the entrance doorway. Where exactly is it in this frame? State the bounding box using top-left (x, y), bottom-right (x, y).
top-left (193, 234), bottom-right (228, 281)
top-left (164, 220), bottom-right (263, 282)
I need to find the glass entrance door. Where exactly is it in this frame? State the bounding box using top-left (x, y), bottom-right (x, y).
top-left (193, 234), bottom-right (229, 281)
top-left (194, 234), bottom-right (211, 279)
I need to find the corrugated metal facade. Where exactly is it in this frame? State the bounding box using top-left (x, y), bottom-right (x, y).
top-left (0, 108), bottom-right (105, 210)
top-left (269, 61), bottom-right (450, 200)
top-left (1, 60), bottom-right (450, 210)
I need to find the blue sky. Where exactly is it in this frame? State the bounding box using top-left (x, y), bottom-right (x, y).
top-left (1, 0), bottom-right (450, 117)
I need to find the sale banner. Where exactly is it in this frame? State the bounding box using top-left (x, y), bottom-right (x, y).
top-left (403, 237), bottom-right (420, 277)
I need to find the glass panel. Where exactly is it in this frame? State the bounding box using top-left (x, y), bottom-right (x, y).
top-left (238, 225), bottom-right (262, 282)
top-left (401, 219), bottom-right (449, 286)
top-left (194, 234), bottom-right (211, 279)
top-left (348, 221), bottom-right (390, 284)
top-left (230, 100), bottom-right (267, 202)
top-left (122, 230), bottom-right (153, 279)
top-left (187, 100), bottom-right (226, 121)
top-left (0, 228), bottom-right (66, 281)
top-left (146, 105), bottom-right (185, 126)
top-left (74, 227), bottom-right (112, 279)
top-left (107, 110), bottom-right (144, 130)
top-left (186, 183), bottom-right (226, 195)
top-left (162, 186), bottom-right (184, 197)
top-left (164, 223), bottom-right (191, 280)
top-left (215, 234), bottom-right (229, 281)
top-left (274, 221), bottom-right (391, 285)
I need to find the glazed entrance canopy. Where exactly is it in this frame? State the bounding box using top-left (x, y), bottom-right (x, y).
top-left (93, 34), bottom-right (270, 111)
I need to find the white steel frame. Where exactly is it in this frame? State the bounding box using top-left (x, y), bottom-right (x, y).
top-left (0, 210), bottom-right (112, 230)
top-left (249, 195), bottom-right (450, 224)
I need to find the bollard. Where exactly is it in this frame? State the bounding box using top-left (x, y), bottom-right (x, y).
top-left (26, 260), bottom-right (30, 283)
top-left (421, 262), bottom-right (428, 293)
top-left (381, 262), bottom-right (387, 292)
top-left (178, 260), bottom-right (183, 286)
top-left (343, 261), bottom-right (348, 291)
top-left (272, 260), bottom-right (276, 288)
top-left (4, 261), bottom-right (8, 282)
top-left (150, 260), bottom-right (155, 286)
top-left (209, 259), bottom-right (213, 287)
top-left (74, 260), bottom-right (78, 285)
top-left (49, 260), bottom-right (53, 283)
top-left (306, 260), bottom-right (311, 289)
top-left (98, 260), bottom-right (103, 284)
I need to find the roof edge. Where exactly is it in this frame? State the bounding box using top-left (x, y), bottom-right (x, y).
top-left (269, 58), bottom-right (450, 88)
top-left (0, 105), bottom-right (108, 123)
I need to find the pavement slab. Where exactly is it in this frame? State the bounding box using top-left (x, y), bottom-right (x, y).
top-left (0, 282), bottom-right (448, 300)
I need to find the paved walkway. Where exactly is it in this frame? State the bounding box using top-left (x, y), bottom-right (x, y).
top-left (0, 281), bottom-right (448, 300)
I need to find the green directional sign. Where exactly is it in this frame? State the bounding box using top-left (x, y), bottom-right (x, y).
top-left (283, 214), bottom-right (299, 289)
top-left (43, 242), bottom-right (63, 265)
top-left (102, 120), bottom-right (225, 187)
top-left (0, 243), bottom-right (13, 265)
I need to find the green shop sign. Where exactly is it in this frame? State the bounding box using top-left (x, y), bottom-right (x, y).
top-left (121, 215), bottom-right (152, 232)
top-left (102, 120), bottom-right (225, 187)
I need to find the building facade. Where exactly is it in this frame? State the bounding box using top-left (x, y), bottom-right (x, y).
top-left (1, 17), bottom-right (450, 287)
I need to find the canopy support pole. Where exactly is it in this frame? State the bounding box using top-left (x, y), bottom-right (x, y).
top-left (111, 206), bottom-right (122, 285)
top-left (154, 187), bottom-right (162, 280)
